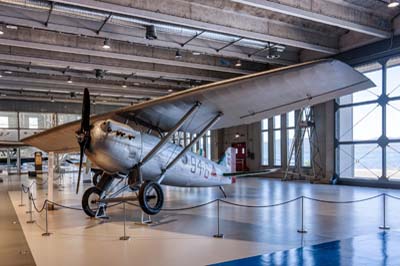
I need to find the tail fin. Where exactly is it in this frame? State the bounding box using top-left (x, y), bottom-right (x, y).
top-left (218, 147), bottom-right (236, 173)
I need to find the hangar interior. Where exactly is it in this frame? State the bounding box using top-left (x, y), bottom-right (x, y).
top-left (0, 0), bottom-right (400, 265)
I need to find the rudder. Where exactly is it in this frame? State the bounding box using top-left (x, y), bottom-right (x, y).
top-left (218, 147), bottom-right (236, 173)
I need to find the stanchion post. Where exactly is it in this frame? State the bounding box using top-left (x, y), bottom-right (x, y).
top-left (18, 185), bottom-right (25, 207)
top-left (213, 200), bottom-right (224, 238)
top-left (42, 201), bottom-right (51, 236)
top-left (379, 193), bottom-right (390, 230)
top-left (297, 196), bottom-right (307, 233)
top-left (120, 201), bottom-right (130, 241)
top-left (26, 192), bottom-right (35, 224)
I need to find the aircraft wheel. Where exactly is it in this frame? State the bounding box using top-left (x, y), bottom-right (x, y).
top-left (138, 181), bottom-right (164, 215)
top-left (92, 171), bottom-right (101, 186)
top-left (82, 186), bottom-right (104, 217)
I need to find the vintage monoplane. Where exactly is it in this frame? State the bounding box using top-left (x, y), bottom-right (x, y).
top-left (22, 59), bottom-right (373, 217)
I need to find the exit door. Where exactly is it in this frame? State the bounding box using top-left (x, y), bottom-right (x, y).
top-left (232, 142), bottom-right (248, 171)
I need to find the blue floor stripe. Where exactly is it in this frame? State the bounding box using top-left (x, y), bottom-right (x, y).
top-left (211, 232), bottom-right (400, 266)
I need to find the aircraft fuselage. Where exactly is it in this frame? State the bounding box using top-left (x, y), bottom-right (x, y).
top-left (85, 120), bottom-right (233, 187)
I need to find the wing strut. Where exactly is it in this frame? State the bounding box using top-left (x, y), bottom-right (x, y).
top-left (156, 112), bottom-right (222, 184)
top-left (129, 101), bottom-right (201, 185)
top-left (140, 102), bottom-right (200, 166)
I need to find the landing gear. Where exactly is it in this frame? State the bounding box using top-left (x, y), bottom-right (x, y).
top-left (82, 186), bottom-right (104, 217)
top-left (92, 171), bottom-right (101, 186)
top-left (138, 181), bottom-right (164, 215)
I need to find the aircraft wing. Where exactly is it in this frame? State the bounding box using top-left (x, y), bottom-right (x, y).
top-left (22, 59), bottom-right (374, 153)
top-left (0, 141), bottom-right (30, 148)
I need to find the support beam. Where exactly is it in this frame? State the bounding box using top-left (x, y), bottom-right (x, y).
top-left (181, 30), bottom-right (205, 47)
top-left (0, 15), bottom-right (296, 65)
top-left (0, 54), bottom-right (220, 82)
top-left (232, 0), bottom-right (391, 38)
top-left (96, 13), bottom-right (112, 34)
top-left (216, 38), bottom-right (243, 52)
top-left (44, 1), bottom-right (54, 27)
top-left (50, 0), bottom-right (338, 54)
top-left (0, 76), bottom-right (171, 96)
top-left (0, 64), bottom-right (188, 88)
top-left (0, 38), bottom-right (251, 75)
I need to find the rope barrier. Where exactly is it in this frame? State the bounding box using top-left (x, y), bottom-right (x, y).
top-left (220, 196), bottom-right (302, 208)
top-left (304, 194), bottom-right (383, 204)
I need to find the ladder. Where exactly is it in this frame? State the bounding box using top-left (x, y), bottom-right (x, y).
top-left (283, 107), bottom-right (324, 182)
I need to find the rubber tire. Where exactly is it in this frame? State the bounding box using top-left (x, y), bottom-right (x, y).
top-left (92, 171), bottom-right (101, 186)
top-left (82, 186), bottom-right (103, 217)
top-left (138, 181), bottom-right (164, 215)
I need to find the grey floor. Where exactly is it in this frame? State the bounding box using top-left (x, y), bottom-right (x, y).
top-left (3, 173), bottom-right (400, 265)
top-left (0, 176), bottom-right (35, 266)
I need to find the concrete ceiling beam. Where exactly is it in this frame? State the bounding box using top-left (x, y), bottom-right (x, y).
top-left (50, 0), bottom-right (338, 54)
top-left (0, 15), bottom-right (296, 66)
top-left (0, 53), bottom-right (221, 82)
top-left (231, 0), bottom-right (391, 38)
top-left (0, 36), bottom-right (253, 75)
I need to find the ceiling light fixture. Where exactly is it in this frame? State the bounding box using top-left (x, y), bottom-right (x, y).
top-left (145, 25), bottom-right (157, 40)
top-left (6, 25), bottom-right (17, 30)
top-left (102, 39), bottom-right (111, 49)
top-left (266, 47), bottom-right (280, 59)
top-left (235, 59), bottom-right (242, 67)
top-left (168, 89), bottom-right (173, 92)
top-left (67, 76), bottom-right (73, 83)
top-left (122, 83), bottom-right (127, 88)
top-left (192, 51), bottom-right (201, 56)
top-left (4, 70), bottom-right (12, 74)
top-left (175, 50), bottom-right (182, 59)
top-left (0, 26), bottom-right (3, 35)
top-left (50, 96), bottom-right (55, 102)
top-left (388, 0), bottom-right (400, 7)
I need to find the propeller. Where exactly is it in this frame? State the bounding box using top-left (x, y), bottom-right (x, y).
top-left (76, 88), bottom-right (91, 194)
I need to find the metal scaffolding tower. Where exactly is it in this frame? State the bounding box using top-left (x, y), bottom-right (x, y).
top-left (283, 107), bottom-right (324, 182)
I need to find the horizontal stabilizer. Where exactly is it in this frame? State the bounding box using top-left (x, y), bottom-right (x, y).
top-left (223, 168), bottom-right (280, 177)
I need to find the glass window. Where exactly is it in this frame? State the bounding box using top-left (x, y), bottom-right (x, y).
top-left (387, 58), bottom-right (400, 97)
top-left (287, 128), bottom-right (295, 166)
top-left (57, 113), bottom-right (81, 125)
top-left (261, 119), bottom-right (268, 130)
top-left (387, 143), bottom-right (400, 180)
top-left (302, 132), bottom-right (311, 167)
top-left (261, 130), bottom-right (268, 165)
top-left (28, 117), bottom-right (38, 129)
top-left (273, 115), bottom-right (281, 129)
top-left (387, 100), bottom-right (400, 139)
top-left (338, 63), bottom-right (382, 105)
top-left (261, 119), bottom-right (269, 166)
top-left (19, 113), bottom-right (52, 129)
top-left (205, 131), bottom-right (211, 160)
top-left (273, 116), bottom-right (281, 166)
top-left (0, 117), bottom-right (8, 128)
top-left (287, 111), bottom-right (295, 128)
top-left (0, 112), bottom-right (18, 128)
top-left (336, 144), bottom-right (381, 179)
top-left (274, 130), bottom-right (281, 166)
top-left (337, 103), bottom-right (382, 142)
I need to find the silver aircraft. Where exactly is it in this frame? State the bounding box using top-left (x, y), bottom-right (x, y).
top-left (22, 59), bottom-right (374, 217)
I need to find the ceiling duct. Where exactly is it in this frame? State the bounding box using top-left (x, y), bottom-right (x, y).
top-left (0, 0), bottom-right (286, 52)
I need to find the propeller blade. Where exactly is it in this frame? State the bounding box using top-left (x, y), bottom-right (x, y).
top-left (76, 143), bottom-right (84, 194)
top-left (80, 88), bottom-right (91, 132)
top-left (76, 88), bottom-right (91, 194)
